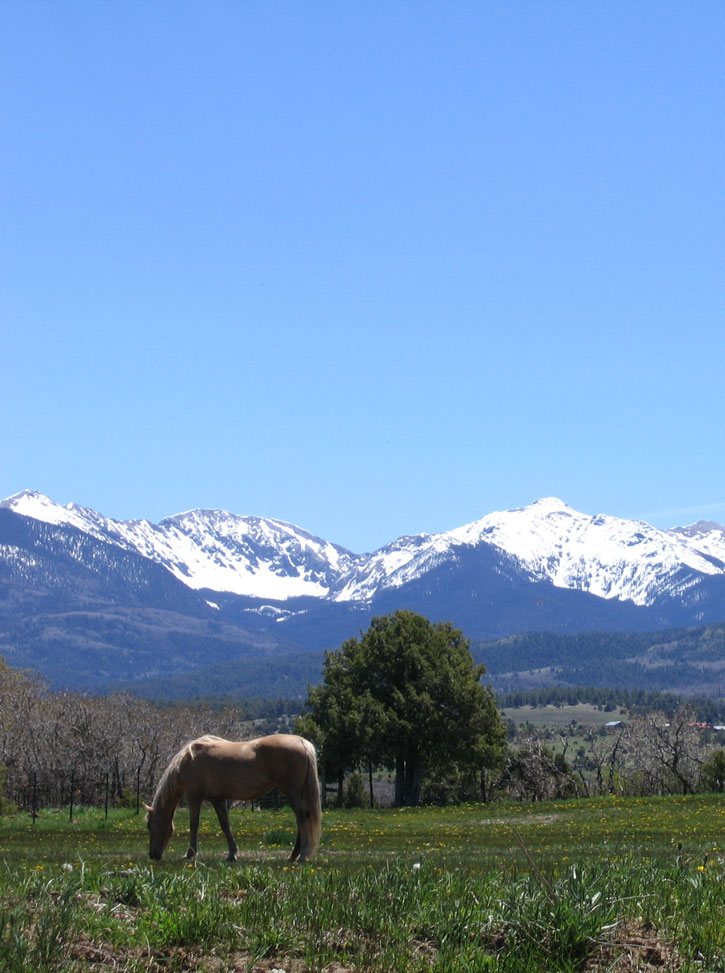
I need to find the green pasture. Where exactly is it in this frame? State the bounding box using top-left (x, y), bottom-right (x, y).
top-left (3, 793), bottom-right (722, 870)
top-left (1, 796), bottom-right (724, 971)
top-left (501, 703), bottom-right (625, 728)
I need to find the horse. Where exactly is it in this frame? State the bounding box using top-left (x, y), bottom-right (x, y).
top-left (144, 733), bottom-right (321, 862)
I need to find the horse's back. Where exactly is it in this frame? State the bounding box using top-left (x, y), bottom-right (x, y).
top-left (181, 734), bottom-right (313, 801)
top-left (187, 733), bottom-right (308, 761)
top-left (249, 734), bottom-right (315, 778)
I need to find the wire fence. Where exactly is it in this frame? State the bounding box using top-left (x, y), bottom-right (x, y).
top-left (9, 764), bottom-right (148, 820)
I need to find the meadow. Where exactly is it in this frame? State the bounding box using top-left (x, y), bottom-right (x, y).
top-left (500, 703), bottom-right (626, 728)
top-left (1, 796), bottom-right (724, 972)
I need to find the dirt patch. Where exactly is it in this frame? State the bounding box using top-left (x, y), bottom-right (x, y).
top-left (478, 812), bottom-right (568, 827)
top-left (584, 919), bottom-right (686, 971)
top-left (68, 937), bottom-right (357, 973)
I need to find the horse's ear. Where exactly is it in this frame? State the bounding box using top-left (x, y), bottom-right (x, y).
top-left (143, 802), bottom-right (153, 813)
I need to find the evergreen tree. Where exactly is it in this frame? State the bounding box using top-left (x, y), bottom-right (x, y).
top-left (702, 749), bottom-right (725, 793)
top-left (299, 611), bottom-right (506, 805)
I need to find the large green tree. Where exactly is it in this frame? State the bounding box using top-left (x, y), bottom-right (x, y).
top-left (298, 611), bottom-right (506, 806)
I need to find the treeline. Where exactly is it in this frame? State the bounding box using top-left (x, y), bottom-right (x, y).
top-left (497, 686), bottom-right (725, 724)
top-left (475, 623), bottom-right (725, 697)
top-left (296, 611), bottom-right (725, 807)
top-left (2, 650), bottom-right (725, 814)
top-left (115, 651), bottom-right (323, 702)
top-left (0, 659), bottom-right (282, 812)
top-left (85, 623), bottom-right (725, 703)
top-left (155, 695), bottom-right (301, 720)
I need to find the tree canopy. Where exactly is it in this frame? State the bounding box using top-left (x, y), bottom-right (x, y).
top-left (298, 610), bottom-right (506, 805)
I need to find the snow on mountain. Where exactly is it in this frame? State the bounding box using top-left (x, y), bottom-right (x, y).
top-left (3, 490), bottom-right (725, 609)
top-left (670, 521), bottom-right (725, 567)
top-left (157, 508), bottom-right (355, 598)
top-left (0, 490), bottom-right (355, 599)
top-left (333, 532), bottom-right (454, 602)
top-left (443, 497), bottom-right (725, 605)
top-left (331, 497), bottom-right (725, 607)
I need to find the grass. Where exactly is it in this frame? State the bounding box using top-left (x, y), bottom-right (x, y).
top-left (1, 796), bottom-right (724, 971)
top-left (501, 703), bottom-right (625, 728)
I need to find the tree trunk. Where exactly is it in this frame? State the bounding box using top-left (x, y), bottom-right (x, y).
top-left (405, 761), bottom-right (422, 806)
top-left (395, 754), bottom-right (405, 806)
top-left (394, 755), bottom-right (422, 806)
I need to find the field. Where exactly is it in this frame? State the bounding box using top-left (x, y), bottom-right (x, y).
top-left (500, 704), bottom-right (627, 728)
top-left (1, 796), bottom-right (724, 972)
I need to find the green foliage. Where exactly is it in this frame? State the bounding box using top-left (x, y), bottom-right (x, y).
top-left (1, 800), bottom-right (725, 971)
top-left (0, 764), bottom-right (16, 815)
top-left (343, 772), bottom-right (367, 808)
top-left (262, 827), bottom-right (296, 847)
top-left (497, 684), bottom-right (725, 723)
top-left (0, 879), bottom-right (78, 972)
top-left (477, 622), bottom-right (725, 699)
top-left (300, 610), bottom-right (507, 805)
top-left (702, 748), bottom-right (725, 792)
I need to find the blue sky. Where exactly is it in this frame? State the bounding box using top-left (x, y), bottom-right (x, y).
top-left (2, 1), bottom-right (725, 552)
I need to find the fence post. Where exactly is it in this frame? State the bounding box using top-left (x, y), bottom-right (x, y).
top-left (104, 772), bottom-right (109, 820)
top-left (136, 765), bottom-right (141, 814)
top-left (32, 771), bottom-right (38, 824)
top-left (69, 769), bottom-right (75, 822)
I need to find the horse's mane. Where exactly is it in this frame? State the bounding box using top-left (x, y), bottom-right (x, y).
top-left (151, 739), bottom-right (195, 811)
top-left (151, 736), bottom-right (230, 811)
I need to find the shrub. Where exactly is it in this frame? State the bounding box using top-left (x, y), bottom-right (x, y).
top-left (343, 772), bottom-right (367, 808)
top-left (702, 748), bottom-right (725, 792)
top-left (0, 764), bottom-right (16, 815)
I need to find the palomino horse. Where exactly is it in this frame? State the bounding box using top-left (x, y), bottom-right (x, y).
top-left (144, 734), bottom-right (321, 862)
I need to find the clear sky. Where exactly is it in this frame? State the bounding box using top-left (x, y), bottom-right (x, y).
top-left (2, 1), bottom-right (725, 553)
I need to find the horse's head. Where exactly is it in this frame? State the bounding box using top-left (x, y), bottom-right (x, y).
top-left (144, 803), bottom-right (174, 860)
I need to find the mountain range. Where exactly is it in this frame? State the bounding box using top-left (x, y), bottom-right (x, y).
top-left (2, 490), bottom-right (725, 695)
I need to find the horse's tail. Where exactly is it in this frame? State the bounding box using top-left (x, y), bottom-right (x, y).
top-left (299, 738), bottom-right (321, 858)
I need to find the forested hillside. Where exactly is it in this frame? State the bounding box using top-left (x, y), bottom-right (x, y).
top-left (117, 621), bottom-right (725, 700)
top-left (474, 622), bottom-right (725, 697)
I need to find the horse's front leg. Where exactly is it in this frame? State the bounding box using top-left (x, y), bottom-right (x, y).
top-left (212, 798), bottom-right (238, 861)
top-left (185, 796), bottom-right (202, 859)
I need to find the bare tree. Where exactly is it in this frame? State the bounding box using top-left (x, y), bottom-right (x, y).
top-left (625, 706), bottom-right (703, 795)
top-left (572, 726), bottom-right (627, 796)
top-left (500, 737), bottom-right (578, 802)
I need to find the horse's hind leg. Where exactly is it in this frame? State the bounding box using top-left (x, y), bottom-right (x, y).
top-left (289, 800), bottom-right (310, 862)
top-left (212, 799), bottom-right (238, 861)
top-left (289, 828), bottom-right (301, 862)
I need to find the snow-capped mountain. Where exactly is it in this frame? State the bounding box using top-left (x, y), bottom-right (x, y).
top-left (3, 490), bottom-right (725, 610)
top-left (328, 497), bottom-right (725, 607)
top-left (1, 490), bottom-right (356, 600)
top-left (439, 498), bottom-right (725, 606)
top-left (4, 490), bottom-right (725, 693)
